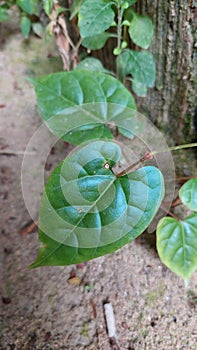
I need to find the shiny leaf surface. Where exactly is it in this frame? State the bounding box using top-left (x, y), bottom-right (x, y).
top-left (157, 214), bottom-right (197, 282)
top-left (30, 70), bottom-right (136, 144)
top-left (31, 141), bottom-right (164, 267)
top-left (179, 178), bottom-right (197, 211)
top-left (129, 13), bottom-right (154, 49)
top-left (78, 0), bottom-right (114, 38)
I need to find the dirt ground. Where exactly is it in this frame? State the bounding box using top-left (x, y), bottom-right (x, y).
top-left (0, 24), bottom-right (197, 350)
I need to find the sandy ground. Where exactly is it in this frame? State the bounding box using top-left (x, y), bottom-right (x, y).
top-left (0, 24), bottom-right (197, 350)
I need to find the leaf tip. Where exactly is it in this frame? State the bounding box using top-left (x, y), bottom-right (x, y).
top-left (28, 258), bottom-right (41, 269)
top-left (26, 76), bottom-right (36, 85)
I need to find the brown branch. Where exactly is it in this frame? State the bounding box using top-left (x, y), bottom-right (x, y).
top-left (160, 205), bottom-right (180, 221)
top-left (19, 220), bottom-right (38, 236)
top-left (171, 197), bottom-right (182, 208)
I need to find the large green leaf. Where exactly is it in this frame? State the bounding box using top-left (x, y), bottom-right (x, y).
top-left (179, 178), bottom-right (197, 211)
top-left (30, 70), bottom-right (136, 144)
top-left (157, 214), bottom-right (197, 282)
top-left (78, 0), bottom-right (115, 38)
top-left (82, 32), bottom-right (112, 50)
top-left (116, 49), bottom-right (156, 87)
top-left (31, 141), bottom-right (164, 267)
top-left (129, 13), bottom-right (154, 49)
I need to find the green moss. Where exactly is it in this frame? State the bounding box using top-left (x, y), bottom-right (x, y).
top-left (80, 322), bottom-right (90, 339)
top-left (144, 284), bottom-right (165, 306)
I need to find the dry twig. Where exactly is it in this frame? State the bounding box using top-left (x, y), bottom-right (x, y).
top-left (19, 220), bottom-right (38, 236)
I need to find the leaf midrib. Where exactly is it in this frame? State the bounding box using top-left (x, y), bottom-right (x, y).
top-left (81, 2), bottom-right (114, 35)
top-left (128, 51), bottom-right (153, 86)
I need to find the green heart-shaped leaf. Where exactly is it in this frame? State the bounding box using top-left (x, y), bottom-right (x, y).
top-left (129, 14), bottom-right (154, 49)
top-left (179, 178), bottom-right (197, 211)
top-left (30, 70), bottom-right (136, 145)
top-left (157, 214), bottom-right (197, 282)
top-left (116, 50), bottom-right (156, 87)
top-left (31, 141), bottom-right (164, 267)
top-left (20, 15), bottom-right (31, 39)
top-left (78, 0), bottom-right (115, 38)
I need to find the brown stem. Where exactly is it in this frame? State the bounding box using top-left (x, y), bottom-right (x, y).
top-left (171, 197), bottom-right (182, 208)
top-left (177, 176), bottom-right (195, 181)
top-left (160, 205), bottom-right (180, 220)
top-left (116, 151), bottom-right (153, 177)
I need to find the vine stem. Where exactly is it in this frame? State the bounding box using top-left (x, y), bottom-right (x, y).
top-left (117, 0), bottom-right (123, 49)
top-left (151, 142), bottom-right (197, 156)
top-left (116, 142), bottom-right (197, 177)
top-left (160, 205), bottom-right (180, 221)
top-left (116, 151), bottom-right (153, 177)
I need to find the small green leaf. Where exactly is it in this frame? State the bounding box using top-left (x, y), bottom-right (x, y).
top-left (122, 20), bottom-right (130, 26)
top-left (20, 15), bottom-right (31, 38)
top-left (157, 214), bottom-right (197, 282)
top-left (116, 49), bottom-right (156, 87)
top-left (17, 0), bottom-right (39, 15)
top-left (129, 13), bottom-right (154, 49)
top-left (31, 141), bottom-right (164, 267)
top-left (179, 178), bottom-right (197, 211)
top-left (70, 0), bottom-right (86, 19)
top-left (43, 0), bottom-right (53, 16)
top-left (132, 79), bottom-right (147, 97)
top-left (121, 41), bottom-right (128, 49)
top-left (113, 47), bottom-right (122, 55)
top-left (45, 22), bottom-right (53, 39)
top-left (121, 1), bottom-right (129, 9)
top-left (55, 7), bottom-right (68, 18)
top-left (82, 32), bottom-right (111, 50)
top-left (78, 0), bottom-right (115, 38)
top-left (32, 22), bottom-right (44, 38)
top-left (30, 70), bottom-right (136, 144)
top-left (0, 7), bottom-right (9, 22)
